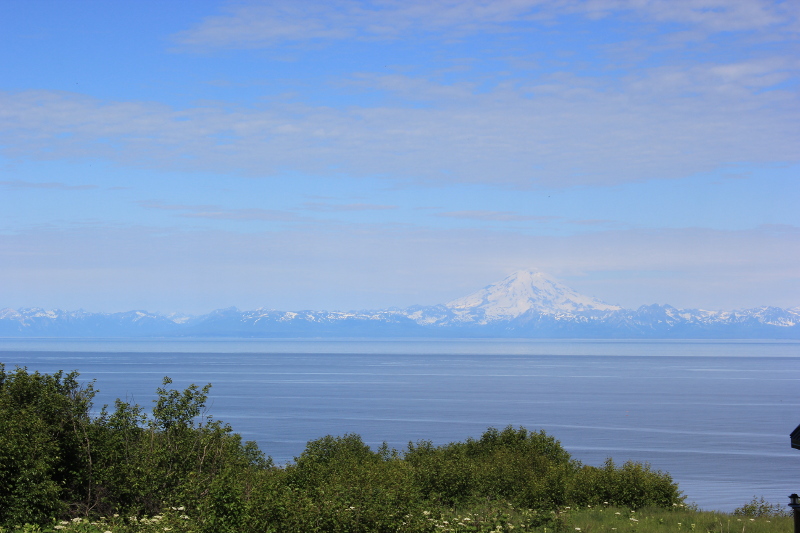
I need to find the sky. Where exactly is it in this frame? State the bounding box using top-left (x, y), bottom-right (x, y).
top-left (0, 0), bottom-right (798, 314)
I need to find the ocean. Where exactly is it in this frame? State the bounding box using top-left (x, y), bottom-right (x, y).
top-left (1, 338), bottom-right (799, 512)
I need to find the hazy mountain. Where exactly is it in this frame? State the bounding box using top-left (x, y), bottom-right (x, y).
top-left (445, 270), bottom-right (621, 324)
top-left (1, 271), bottom-right (798, 338)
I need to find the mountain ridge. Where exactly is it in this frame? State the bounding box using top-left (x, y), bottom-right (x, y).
top-left (2, 271), bottom-right (798, 338)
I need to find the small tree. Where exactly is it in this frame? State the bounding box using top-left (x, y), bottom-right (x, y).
top-left (0, 364), bottom-right (96, 525)
top-left (151, 376), bottom-right (212, 431)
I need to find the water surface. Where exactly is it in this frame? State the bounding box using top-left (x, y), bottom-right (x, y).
top-left (2, 338), bottom-right (798, 512)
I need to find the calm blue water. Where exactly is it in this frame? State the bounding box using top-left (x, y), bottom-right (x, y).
top-left (1, 338), bottom-right (799, 512)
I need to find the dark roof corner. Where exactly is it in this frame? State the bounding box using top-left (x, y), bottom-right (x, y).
top-left (792, 424), bottom-right (800, 450)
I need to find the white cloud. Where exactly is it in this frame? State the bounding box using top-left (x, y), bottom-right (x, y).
top-left (301, 202), bottom-right (397, 212)
top-left (2, 1), bottom-right (796, 190)
top-left (173, 0), bottom-right (799, 49)
top-left (436, 210), bottom-right (557, 222)
top-left (139, 201), bottom-right (302, 221)
top-left (0, 179), bottom-right (97, 191)
top-left (1, 63), bottom-right (796, 188)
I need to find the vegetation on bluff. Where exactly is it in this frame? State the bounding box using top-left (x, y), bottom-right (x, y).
top-left (1, 364), bottom-right (776, 533)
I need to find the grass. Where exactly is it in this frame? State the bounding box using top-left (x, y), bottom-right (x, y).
top-left (2, 502), bottom-right (792, 533)
top-left (564, 504), bottom-right (792, 533)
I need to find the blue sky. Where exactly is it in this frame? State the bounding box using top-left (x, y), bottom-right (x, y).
top-left (1, 0), bottom-right (798, 314)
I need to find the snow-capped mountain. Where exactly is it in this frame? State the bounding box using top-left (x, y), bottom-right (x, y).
top-left (445, 270), bottom-right (621, 324)
top-left (1, 271), bottom-right (798, 338)
top-left (0, 307), bottom-right (189, 337)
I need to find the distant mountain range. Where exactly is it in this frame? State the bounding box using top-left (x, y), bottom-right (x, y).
top-left (2, 270), bottom-right (799, 338)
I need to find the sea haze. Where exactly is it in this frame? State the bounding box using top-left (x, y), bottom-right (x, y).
top-left (1, 338), bottom-right (799, 512)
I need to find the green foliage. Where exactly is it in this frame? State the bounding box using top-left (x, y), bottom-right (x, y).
top-left (0, 365), bottom-right (688, 533)
top-left (275, 434), bottom-right (421, 532)
top-left (86, 376), bottom-right (270, 531)
top-left (0, 364), bottom-right (96, 525)
top-left (405, 426), bottom-right (578, 512)
top-left (0, 366), bottom-right (268, 532)
top-left (569, 458), bottom-right (684, 509)
top-left (151, 376), bottom-right (211, 431)
top-left (733, 496), bottom-right (790, 518)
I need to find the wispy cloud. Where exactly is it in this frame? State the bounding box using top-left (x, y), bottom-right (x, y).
top-left (301, 202), bottom-right (397, 212)
top-left (436, 210), bottom-right (557, 222)
top-left (181, 208), bottom-right (299, 222)
top-left (139, 201), bottom-right (215, 211)
top-left (139, 201), bottom-right (300, 222)
top-left (1, 70), bottom-right (796, 188)
top-left (0, 179), bottom-right (97, 191)
top-left (173, 0), bottom-right (799, 49)
top-left (568, 219), bottom-right (624, 228)
top-left (1, 2), bottom-right (797, 195)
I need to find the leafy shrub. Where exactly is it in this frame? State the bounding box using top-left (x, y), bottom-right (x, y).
top-left (0, 367), bottom-right (268, 531)
top-left (569, 457), bottom-right (684, 509)
top-left (0, 365), bottom-right (95, 525)
top-left (405, 426), bottom-right (578, 514)
top-left (734, 496), bottom-right (791, 518)
top-left (274, 434), bottom-right (422, 532)
top-left (88, 377), bottom-right (269, 532)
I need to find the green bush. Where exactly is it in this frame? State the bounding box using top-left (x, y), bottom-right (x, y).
top-left (0, 365), bottom-right (95, 524)
top-left (274, 435), bottom-right (422, 532)
top-left (733, 496), bottom-right (791, 518)
top-left (405, 426), bottom-right (579, 512)
top-left (569, 457), bottom-right (684, 509)
top-left (0, 366), bottom-right (268, 531)
top-left (87, 377), bottom-right (270, 531)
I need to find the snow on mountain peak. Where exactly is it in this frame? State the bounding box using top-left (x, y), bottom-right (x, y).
top-left (446, 270), bottom-right (621, 322)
